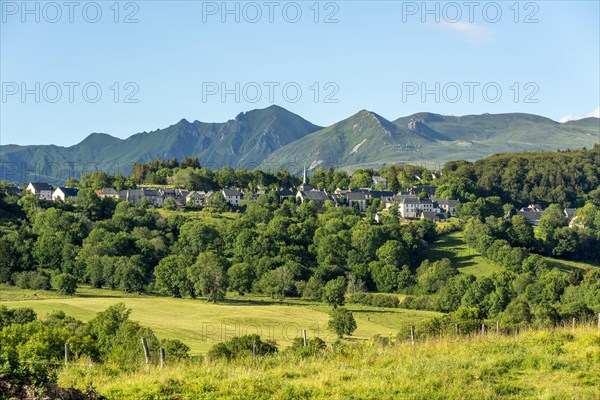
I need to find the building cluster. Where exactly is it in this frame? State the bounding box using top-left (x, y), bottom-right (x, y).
top-left (516, 204), bottom-right (577, 226)
top-left (22, 178), bottom-right (460, 222)
top-left (25, 182), bottom-right (245, 208)
top-left (26, 182), bottom-right (79, 202)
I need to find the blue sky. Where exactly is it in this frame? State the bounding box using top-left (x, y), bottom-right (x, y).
top-left (1, 0), bottom-right (599, 146)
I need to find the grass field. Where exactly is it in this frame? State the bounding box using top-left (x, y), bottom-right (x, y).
top-left (545, 257), bottom-right (599, 272)
top-left (0, 285), bottom-right (441, 354)
top-left (423, 230), bottom-right (503, 277)
top-left (57, 325), bottom-right (600, 399)
top-left (423, 231), bottom-right (598, 277)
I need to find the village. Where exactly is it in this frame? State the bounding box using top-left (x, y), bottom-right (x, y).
top-left (16, 174), bottom-right (578, 228)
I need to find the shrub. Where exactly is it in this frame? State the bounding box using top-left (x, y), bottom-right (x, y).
top-left (346, 292), bottom-right (399, 308)
top-left (9, 308), bottom-right (37, 325)
top-left (370, 294), bottom-right (400, 308)
top-left (12, 271), bottom-right (51, 290)
top-left (0, 306), bottom-right (37, 329)
top-left (286, 337), bottom-right (326, 358)
top-left (161, 338), bottom-right (190, 358)
top-left (400, 295), bottom-right (435, 311)
top-left (52, 273), bottom-right (78, 295)
top-left (207, 334), bottom-right (278, 360)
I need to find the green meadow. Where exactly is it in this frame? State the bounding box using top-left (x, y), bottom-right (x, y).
top-left (423, 230), bottom-right (503, 277)
top-left (0, 285), bottom-right (440, 354)
top-left (56, 326), bottom-right (600, 400)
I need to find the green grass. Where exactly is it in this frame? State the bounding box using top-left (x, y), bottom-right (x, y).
top-left (544, 257), bottom-right (599, 273)
top-left (0, 285), bottom-right (441, 354)
top-left (424, 231), bottom-right (503, 277)
top-left (424, 231), bottom-right (599, 277)
top-left (57, 326), bottom-right (600, 399)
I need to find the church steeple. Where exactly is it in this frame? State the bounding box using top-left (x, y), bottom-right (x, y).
top-left (298, 164), bottom-right (314, 192)
top-left (303, 165), bottom-right (307, 185)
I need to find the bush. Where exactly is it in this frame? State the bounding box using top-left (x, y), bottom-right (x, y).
top-left (52, 273), bottom-right (78, 295)
top-left (346, 292), bottom-right (399, 308)
top-left (161, 338), bottom-right (190, 358)
top-left (10, 308), bottom-right (37, 325)
top-left (400, 295), bottom-right (435, 311)
top-left (12, 271), bottom-right (51, 290)
top-left (207, 334), bottom-right (278, 360)
top-left (0, 306), bottom-right (37, 329)
top-left (370, 294), bottom-right (400, 308)
top-left (286, 337), bottom-right (326, 357)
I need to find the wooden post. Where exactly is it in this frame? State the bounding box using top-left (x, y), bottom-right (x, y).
top-left (88, 362), bottom-right (93, 390)
top-left (455, 323), bottom-right (459, 336)
top-left (302, 329), bottom-right (307, 347)
top-left (572, 317), bottom-right (576, 330)
top-left (481, 324), bottom-right (485, 336)
top-left (64, 343), bottom-right (70, 365)
top-left (598, 313), bottom-right (600, 332)
top-left (252, 340), bottom-right (256, 359)
top-left (141, 337), bottom-right (150, 364)
top-left (159, 348), bottom-right (165, 369)
top-left (496, 321), bottom-right (499, 335)
top-left (410, 326), bottom-right (415, 346)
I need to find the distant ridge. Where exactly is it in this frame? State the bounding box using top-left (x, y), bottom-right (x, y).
top-left (1, 106), bottom-right (598, 183)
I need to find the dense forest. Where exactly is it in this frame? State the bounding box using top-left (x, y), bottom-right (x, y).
top-left (436, 146), bottom-right (600, 207)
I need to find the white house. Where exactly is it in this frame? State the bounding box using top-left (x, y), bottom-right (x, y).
top-left (52, 187), bottom-right (79, 202)
top-left (26, 182), bottom-right (53, 201)
top-left (397, 195), bottom-right (421, 218)
top-left (221, 189), bottom-right (243, 206)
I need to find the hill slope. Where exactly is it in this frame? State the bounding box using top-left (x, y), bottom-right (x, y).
top-left (263, 112), bottom-right (599, 172)
top-left (0, 105), bottom-right (321, 183)
top-left (1, 106), bottom-right (598, 182)
top-left (261, 110), bottom-right (434, 171)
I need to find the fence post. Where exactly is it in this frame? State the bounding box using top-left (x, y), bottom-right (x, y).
top-left (141, 337), bottom-right (150, 364)
top-left (598, 313), bottom-right (600, 332)
top-left (252, 340), bottom-right (257, 359)
top-left (455, 323), bottom-right (459, 336)
top-left (302, 329), bottom-right (307, 347)
top-left (64, 343), bottom-right (70, 365)
top-left (481, 324), bottom-right (485, 336)
top-left (160, 348), bottom-right (165, 369)
top-left (88, 362), bottom-right (93, 391)
top-left (496, 321), bottom-right (499, 335)
top-left (410, 326), bottom-right (415, 346)
top-left (572, 317), bottom-right (576, 330)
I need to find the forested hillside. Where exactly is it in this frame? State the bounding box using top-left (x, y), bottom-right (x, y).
top-left (435, 145), bottom-right (600, 207)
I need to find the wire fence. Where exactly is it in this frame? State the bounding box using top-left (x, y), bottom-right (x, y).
top-left (10, 314), bottom-right (600, 390)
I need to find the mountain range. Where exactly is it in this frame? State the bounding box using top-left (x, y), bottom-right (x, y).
top-left (1, 105), bottom-right (598, 184)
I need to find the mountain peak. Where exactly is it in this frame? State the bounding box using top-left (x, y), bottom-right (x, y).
top-left (75, 132), bottom-right (121, 147)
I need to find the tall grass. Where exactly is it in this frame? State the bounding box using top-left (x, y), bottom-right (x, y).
top-left (58, 325), bottom-right (600, 399)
